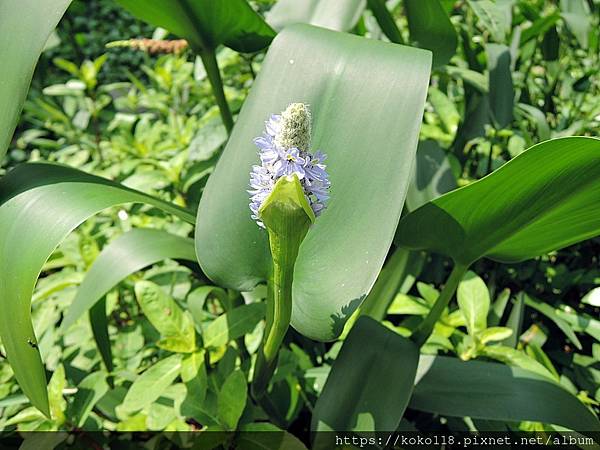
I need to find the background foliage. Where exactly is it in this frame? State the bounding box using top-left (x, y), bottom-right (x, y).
top-left (1, 0), bottom-right (600, 447)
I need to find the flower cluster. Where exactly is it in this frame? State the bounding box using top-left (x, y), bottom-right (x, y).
top-left (249, 103), bottom-right (330, 228)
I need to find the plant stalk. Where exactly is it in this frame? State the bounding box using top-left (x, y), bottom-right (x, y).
top-left (198, 49), bottom-right (234, 134)
top-left (411, 263), bottom-right (467, 347)
top-left (251, 228), bottom-right (303, 398)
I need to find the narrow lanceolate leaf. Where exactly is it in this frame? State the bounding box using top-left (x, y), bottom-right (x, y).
top-left (62, 228), bottom-right (197, 330)
top-left (312, 317), bottom-right (420, 434)
top-left (195, 24), bottom-right (431, 341)
top-left (396, 137), bottom-right (600, 266)
top-left (0, 0), bottom-right (72, 161)
top-left (411, 356), bottom-right (600, 433)
top-left (118, 354), bottom-right (183, 415)
top-left (0, 163), bottom-right (194, 416)
top-left (267, 0), bottom-right (366, 32)
top-left (115, 0), bottom-right (275, 53)
top-left (404, 0), bottom-right (458, 67)
top-left (69, 372), bottom-right (109, 427)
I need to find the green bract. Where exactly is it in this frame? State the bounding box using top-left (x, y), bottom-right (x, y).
top-left (194, 24), bottom-right (431, 341)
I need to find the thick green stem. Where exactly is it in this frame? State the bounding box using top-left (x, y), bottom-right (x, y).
top-left (198, 49), bottom-right (234, 134)
top-left (251, 176), bottom-right (313, 399)
top-left (411, 263), bottom-right (468, 347)
top-left (251, 219), bottom-right (305, 398)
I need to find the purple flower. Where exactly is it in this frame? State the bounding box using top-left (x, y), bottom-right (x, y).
top-left (249, 103), bottom-right (331, 228)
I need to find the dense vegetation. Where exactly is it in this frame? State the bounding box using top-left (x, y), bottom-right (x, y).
top-left (1, 0), bottom-right (600, 447)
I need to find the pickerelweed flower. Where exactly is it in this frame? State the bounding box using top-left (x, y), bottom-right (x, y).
top-left (249, 103), bottom-right (330, 227)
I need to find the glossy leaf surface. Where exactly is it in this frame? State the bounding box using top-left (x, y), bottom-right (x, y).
top-left (0, 163), bottom-right (194, 415)
top-left (0, 0), bottom-right (72, 161)
top-left (195, 24), bottom-right (431, 341)
top-left (115, 0), bottom-right (275, 53)
top-left (396, 137), bottom-right (600, 265)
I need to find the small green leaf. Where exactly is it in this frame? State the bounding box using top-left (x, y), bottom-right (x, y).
top-left (217, 370), bottom-right (247, 431)
top-left (480, 346), bottom-right (556, 381)
top-left (134, 281), bottom-right (196, 353)
top-left (457, 271), bottom-right (490, 335)
top-left (119, 354), bottom-right (183, 415)
top-left (203, 303), bottom-right (266, 349)
top-left (478, 326), bottom-right (513, 344)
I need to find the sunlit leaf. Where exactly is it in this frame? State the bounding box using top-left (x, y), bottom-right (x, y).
top-left (0, 163), bottom-right (194, 415)
top-left (195, 24), bottom-right (431, 341)
top-left (267, 0), bottom-right (366, 32)
top-left (396, 137), bottom-right (600, 265)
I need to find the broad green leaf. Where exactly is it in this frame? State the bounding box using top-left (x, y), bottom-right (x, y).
top-left (312, 317), bottom-right (419, 433)
top-left (195, 24), bottom-right (431, 341)
top-left (69, 371), bottom-right (109, 427)
top-left (119, 354), bottom-right (183, 415)
top-left (404, 0), bottom-right (458, 66)
top-left (267, 0), bottom-right (366, 32)
top-left (487, 43), bottom-right (514, 128)
top-left (217, 370), bottom-right (247, 430)
top-left (524, 295), bottom-right (582, 350)
top-left (468, 0), bottom-right (509, 43)
top-left (457, 271), bottom-right (490, 335)
top-left (411, 356), bottom-right (600, 432)
top-left (0, 0), bottom-right (72, 162)
top-left (0, 163), bottom-right (194, 415)
top-left (134, 281), bottom-right (196, 353)
top-left (406, 140), bottom-right (457, 211)
top-left (63, 228), bottom-right (197, 330)
top-left (203, 303), bottom-right (266, 348)
top-left (115, 0), bottom-right (275, 53)
top-left (396, 137), bottom-right (600, 266)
